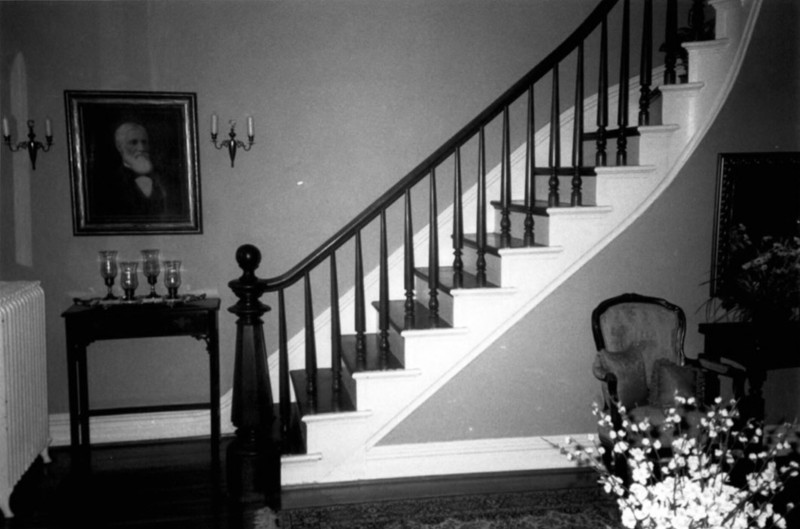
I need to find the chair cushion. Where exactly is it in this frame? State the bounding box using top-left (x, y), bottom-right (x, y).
top-left (598, 302), bottom-right (683, 386)
top-left (649, 358), bottom-right (698, 407)
top-left (596, 345), bottom-right (648, 409)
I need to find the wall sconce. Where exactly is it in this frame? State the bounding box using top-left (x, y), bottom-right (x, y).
top-left (2, 117), bottom-right (53, 170)
top-left (211, 114), bottom-right (254, 167)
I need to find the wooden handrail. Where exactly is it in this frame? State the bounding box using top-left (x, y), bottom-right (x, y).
top-left (261, 0), bottom-right (621, 292)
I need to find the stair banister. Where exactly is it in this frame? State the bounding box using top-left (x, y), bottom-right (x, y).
top-left (225, 0), bottom-right (719, 501)
top-left (258, 0), bottom-right (620, 294)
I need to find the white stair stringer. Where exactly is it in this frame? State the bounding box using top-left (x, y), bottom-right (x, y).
top-left (279, 0), bottom-right (761, 486)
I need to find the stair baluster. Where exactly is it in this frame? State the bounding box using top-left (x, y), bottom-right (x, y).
top-left (524, 86), bottom-right (535, 245)
top-left (689, 0), bottom-right (707, 41)
top-left (476, 126), bottom-right (487, 286)
top-left (428, 169), bottom-right (440, 319)
top-left (639, 0), bottom-right (653, 126)
top-left (548, 63), bottom-right (561, 207)
top-left (596, 14), bottom-right (609, 166)
top-left (303, 272), bottom-right (318, 411)
top-left (379, 210), bottom-right (390, 367)
top-left (404, 189), bottom-right (416, 322)
top-left (278, 289), bottom-right (290, 447)
top-left (355, 231), bottom-right (366, 369)
top-left (452, 147), bottom-right (464, 287)
top-left (664, 0), bottom-right (679, 84)
top-left (500, 106), bottom-right (512, 245)
top-left (617, 0), bottom-right (630, 166)
top-left (572, 43), bottom-right (585, 207)
top-left (329, 252), bottom-right (342, 407)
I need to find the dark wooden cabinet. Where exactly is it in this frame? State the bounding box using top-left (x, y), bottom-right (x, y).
top-left (699, 321), bottom-right (800, 420)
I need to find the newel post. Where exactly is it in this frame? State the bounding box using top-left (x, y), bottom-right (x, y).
top-left (227, 244), bottom-right (279, 508)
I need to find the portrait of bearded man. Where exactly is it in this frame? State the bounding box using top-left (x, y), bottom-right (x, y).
top-left (96, 121), bottom-right (171, 218)
top-left (66, 90), bottom-right (201, 235)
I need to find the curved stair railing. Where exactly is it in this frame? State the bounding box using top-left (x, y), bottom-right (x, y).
top-left (227, 0), bottom-right (711, 497)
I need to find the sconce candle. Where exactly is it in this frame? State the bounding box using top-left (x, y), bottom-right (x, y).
top-left (211, 114), bottom-right (254, 168)
top-left (2, 117), bottom-right (54, 170)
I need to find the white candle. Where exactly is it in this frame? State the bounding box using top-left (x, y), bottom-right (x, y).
top-left (45, 118), bottom-right (52, 137)
top-left (2, 118), bottom-right (8, 138)
top-left (211, 113), bottom-right (218, 135)
top-left (247, 115), bottom-right (254, 137)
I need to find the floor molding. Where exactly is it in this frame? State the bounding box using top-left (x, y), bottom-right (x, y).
top-left (48, 390), bottom-right (235, 446)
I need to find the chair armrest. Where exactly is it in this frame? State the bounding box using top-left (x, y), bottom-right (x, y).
top-left (592, 352), bottom-right (620, 403)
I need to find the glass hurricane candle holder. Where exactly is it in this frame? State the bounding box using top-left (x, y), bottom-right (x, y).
top-left (119, 261), bottom-right (139, 301)
top-left (163, 260), bottom-right (182, 300)
top-left (99, 250), bottom-right (119, 300)
top-left (141, 249), bottom-right (161, 299)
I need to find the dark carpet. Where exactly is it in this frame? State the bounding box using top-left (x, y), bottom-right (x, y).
top-left (275, 487), bottom-right (622, 529)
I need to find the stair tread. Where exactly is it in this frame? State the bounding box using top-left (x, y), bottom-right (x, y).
top-left (290, 368), bottom-right (356, 417)
top-left (372, 299), bottom-right (453, 331)
top-left (494, 199), bottom-right (598, 214)
top-left (529, 166), bottom-right (598, 176)
top-left (462, 233), bottom-right (546, 255)
top-left (341, 333), bottom-right (405, 372)
top-left (415, 267), bottom-right (499, 292)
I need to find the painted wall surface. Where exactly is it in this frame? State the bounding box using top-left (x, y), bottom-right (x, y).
top-left (382, 0), bottom-right (800, 443)
top-left (0, 1), bottom-right (598, 415)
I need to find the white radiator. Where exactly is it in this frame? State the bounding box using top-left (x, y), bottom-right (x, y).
top-left (0, 281), bottom-right (50, 519)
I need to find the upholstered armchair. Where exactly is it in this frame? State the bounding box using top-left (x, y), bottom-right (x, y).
top-left (591, 293), bottom-right (744, 451)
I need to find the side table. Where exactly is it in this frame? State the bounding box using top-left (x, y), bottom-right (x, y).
top-left (62, 298), bottom-right (221, 461)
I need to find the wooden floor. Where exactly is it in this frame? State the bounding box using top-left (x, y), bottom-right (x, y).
top-left (1, 436), bottom-right (598, 528)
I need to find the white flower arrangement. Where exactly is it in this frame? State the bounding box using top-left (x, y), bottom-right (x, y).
top-left (557, 397), bottom-right (799, 529)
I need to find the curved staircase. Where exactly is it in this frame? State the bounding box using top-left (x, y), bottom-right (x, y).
top-left (229, 0), bottom-right (762, 487)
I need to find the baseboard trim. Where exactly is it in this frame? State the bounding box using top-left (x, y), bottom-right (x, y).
top-left (359, 434), bottom-right (591, 482)
top-left (48, 390), bottom-right (236, 446)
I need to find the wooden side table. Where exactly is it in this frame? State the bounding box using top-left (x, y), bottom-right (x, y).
top-left (62, 298), bottom-right (221, 460)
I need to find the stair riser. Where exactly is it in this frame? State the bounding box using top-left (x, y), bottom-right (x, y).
top-left (400, 329), bottom-right (472, 370)
top-left (351, 371), bottom-right (425, 413)
top-left (685, 41), bottom-right (730, 84)
top-left (710, 0), bottom-right (744, 41)
top-left (304, 414), bottom-right (370, 455)
top-left (660, 84), bottom-right (704, 143)
top-left (635, 126), bottom-right (678, 169)
top-left (593, 171), bottom-right (653, 207)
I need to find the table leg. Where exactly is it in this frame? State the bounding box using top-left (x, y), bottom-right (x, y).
top-left (66, 340), bottom-right (81, 451)
top-left (209, 325), bottom-right (221, 465)
top-left (77, 343), bottom-right (91, 448)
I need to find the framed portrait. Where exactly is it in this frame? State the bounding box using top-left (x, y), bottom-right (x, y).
top-left (65, 90), bottom-right (202, 235)
top-left (710, 152), bottom-right (800, 296)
